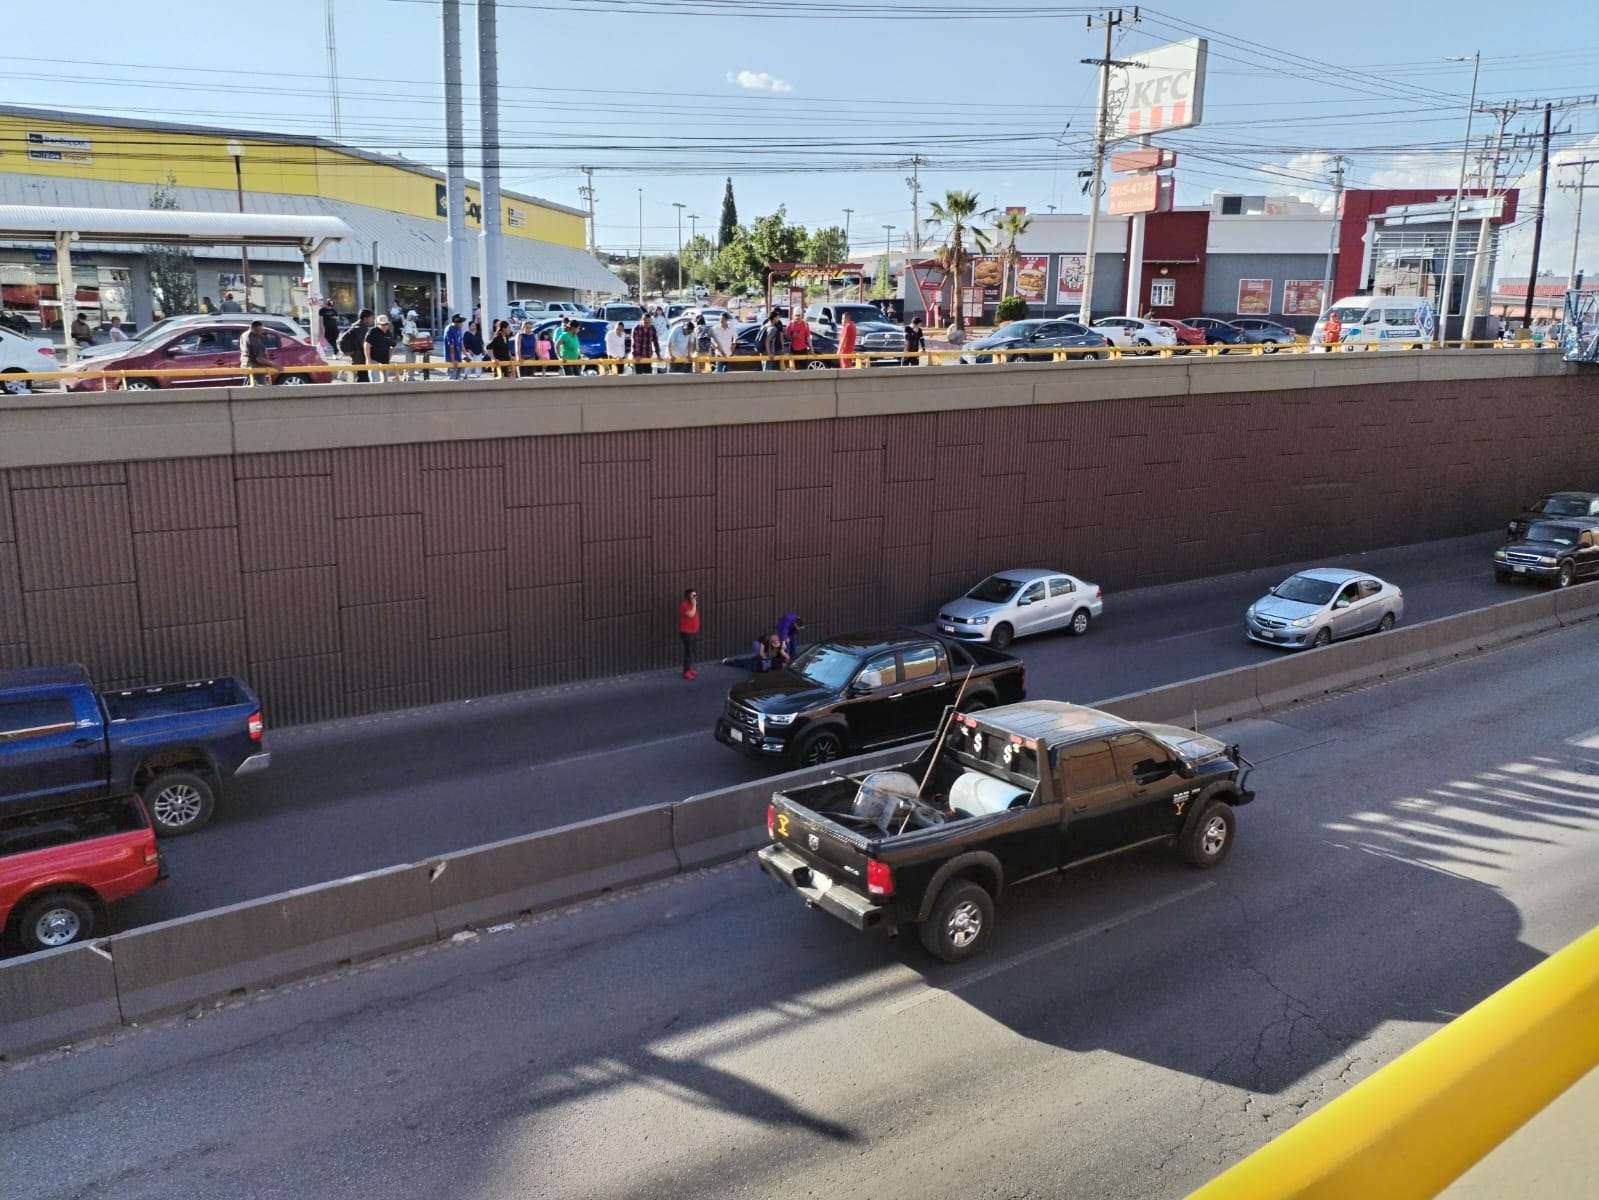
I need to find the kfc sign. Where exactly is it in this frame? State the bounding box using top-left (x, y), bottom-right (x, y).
top-left (1110, 38), bottom-right (1207, 139)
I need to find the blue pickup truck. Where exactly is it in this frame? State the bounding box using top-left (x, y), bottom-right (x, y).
top-left (0, 665), bottom-right (270, 836)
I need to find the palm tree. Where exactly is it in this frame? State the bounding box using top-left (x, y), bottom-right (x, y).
top-left (994, 209), bottom-right (1033, 298)
top-left (925, 190), bottom-right (994, 329)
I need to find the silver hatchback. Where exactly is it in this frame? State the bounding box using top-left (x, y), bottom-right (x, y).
top-left (1245, 568), bottom-right (1404, 650)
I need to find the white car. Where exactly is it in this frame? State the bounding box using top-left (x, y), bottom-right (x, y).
top-left (0, 327), bottom-right (60, 394)
top-left (1091, 316), bottom-right (1179, 351)
top-left (936, 568), bottom-right (1105, 650)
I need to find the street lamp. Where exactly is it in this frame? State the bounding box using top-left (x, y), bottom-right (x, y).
top-left (843, 208), bottom-right (854, 259)
top-left (672, 201), bottom-right (686, 294)
top-left (882, 224), bottom-right (895, 295)
top-left (1438, 52), bottom-right (1480, 346)
top-left (226, 139), bottom-right (252, 312)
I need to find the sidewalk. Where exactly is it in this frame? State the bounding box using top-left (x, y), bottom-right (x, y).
top-left (1437, 1065), bottom-right (1599, 1197)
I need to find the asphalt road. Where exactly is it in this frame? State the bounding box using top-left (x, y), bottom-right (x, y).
top-left (8, 621), bottom-right (1599, 1199)
top-left (115, 529), bottom-right (1516, 930)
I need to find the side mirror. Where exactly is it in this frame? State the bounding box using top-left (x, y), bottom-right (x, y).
top-left (1334, 598), bottom-right (1351, 610)
top-left (1267, 585), bottom-right (1278, 596)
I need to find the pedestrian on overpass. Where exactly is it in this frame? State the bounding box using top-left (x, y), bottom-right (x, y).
top-left (709, 312), bottom-right (735, 372)
top-left (516, 320), bottom-right (538, 378)
top-left (759, 313), bottom-right (785, 371)
top-left (787, 310), bottom-right (812, 365)
top-left (606, 321), bottom-right (628, 375)
top-left (443, 314), bottom-right (465, 380)
top-left (339, 309), bottom-right (374, 383)
top-left (667, 318), bottom-right (693, 373)
top-left (365, 314), bottom-right (395, 382)
top-left (555, 319), bottom-right (583, 376)
top-left (679, 588), bottom-right (701, 680)
top-left (651, 307), bottom-right (671, 373)
top-left (463, 319), bottom-right (485, 378)
top-left (838, 311), bottom-right (858, 369)
top-left (240, 319), bottom-right (273, 387)
top-left (630, 314), bottom-right (660, 375)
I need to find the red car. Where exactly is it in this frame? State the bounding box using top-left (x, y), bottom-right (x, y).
top-left (1, 795), bottom-right (163, 952)
top-left (66, 321), bottom-right (332, 392)
top-left (1152, 318), bottom-right (1206, 351)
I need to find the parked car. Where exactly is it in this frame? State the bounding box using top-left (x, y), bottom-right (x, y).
top-left (1152, 318), bottom-right (1206, 350)
top-left (1, 794), bottom-right (164, 952)
top-left (937, 569), bottom-right (1104, 649)
top-left (1494, 521), bottom-right (1599, 588)
top-left (714, 629), bottom-right (1026, 767)
top-left (1230, 318), bottom-right (1298, 350)
top-left (1506, 492), bottom-right (1599, 541)
top-left (958, 320), bottom-right (1110, 365)
top-left (757, 699), bottom-right (1255, 961)
top-left (0, 665), bottom-right (270, 836)
top-left (803, 303), bottom-right (908, 365)
top-left (1183, 317), bottom-right (1249, 348)
top-left (1090, 316), bottom-right (1179, 351)
top-left (724, 321), bottom-right (839, 370)
top-left (76, 312), bottom-right (311, 364)
top-left (532, 317), bottom-right (609, 365)
top-left (0, 327), bottom-right (60, 395)
top-left (65, 322), bottom-right (331, 391)
top-left (1245, 569), bottom-right (1403, 650)
top-left (0, 309), bottom-right (36, 336)
top-left (594, 302), bottom-right (646, 330)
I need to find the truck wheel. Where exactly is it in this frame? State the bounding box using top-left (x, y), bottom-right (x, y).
top-left (1181, 801), bottom-right (1235, 869)
top-left (919, 880), bottom-right (994, 963)
top-left (18, 891), bottom-right (96, 951)
top-left (794, 728), bottom-right (845, 767)
top-left (1069, 608), bottom-right (1091, 636)
top-left (989, 622), bottom-right (1014, 650)
top-left (1556, 561), bottom-right (1575, 589)
top-left (143, 771), bottom-right (216, 836)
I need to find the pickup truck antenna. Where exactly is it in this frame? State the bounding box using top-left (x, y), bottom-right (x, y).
top-left (1193, 707), bottom-right (1199, 733)
top-left (915, 664), bottom-right (975, 804)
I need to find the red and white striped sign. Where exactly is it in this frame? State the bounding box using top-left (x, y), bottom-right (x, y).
top-left (1110, 37), bottom-right (1207, 141)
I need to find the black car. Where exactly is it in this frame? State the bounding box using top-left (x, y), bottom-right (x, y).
top-left (726, 321), bottom-right (839, 371)
top-left (0, 310), bottom-right (34, 337)
top-left (1229, 318), bottom-right (1297, 350)
top-left (1506, 492), bottom-right (1599, 541)
top-left (715, 629), bottom-right (1026, 767)
top-left (1183, 317), bottom-right (1248, 348)
top-left (959, 319), bottom-right (1110, 365)
top-left (1494, 520), bottom-right (1599, 588)
top-left (758, 699), bottom-right (1255, 961)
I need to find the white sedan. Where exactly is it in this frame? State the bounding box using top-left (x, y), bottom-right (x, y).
top-left (936, 568), bottom-right (1105, 650)
top-left (0, 327), bottom-right (60, 394)
top-left (1090, 316), bottom-right (1179, 351)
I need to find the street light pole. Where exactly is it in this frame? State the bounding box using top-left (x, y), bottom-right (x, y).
top-left (1437, 51), bottom-right (1480, 346)
top-left (672, 201), bottom-right (686, 294)
top-left (226, 139), bottom-right (252, 311)
top-left (1319, 156), bottom-right (1346, 316)
top-left (843, 208), bottom-right (854, 259)
top-left (637, 188), bottom-right (644, 303)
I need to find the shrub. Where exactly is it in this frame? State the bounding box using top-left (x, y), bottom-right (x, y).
top-left (994, 295), bottom-right (1028, 325)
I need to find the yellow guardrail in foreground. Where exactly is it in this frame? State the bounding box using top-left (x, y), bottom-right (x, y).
top-left (1, 338), bottom-right (1555, 387)
top-left (1187, 923), bottom-right (1599, 1200)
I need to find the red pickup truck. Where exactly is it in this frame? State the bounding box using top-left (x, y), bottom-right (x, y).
top-left (1, 794), bottom-right (164, 953)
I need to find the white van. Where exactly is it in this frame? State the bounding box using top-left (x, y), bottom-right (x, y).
top-left (1315, 296), bottom-right (1437, 348)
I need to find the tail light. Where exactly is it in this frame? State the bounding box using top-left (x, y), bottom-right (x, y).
top-left (247, 710), bottom-right (264, 741)
top-left (767, 804), bottom-right (776, 838)
top-left (867, 859), bottom-right (894, 897)
top-left (144, 848), bottom-right (161, 865)
top-left (1095, 586), bottom-right (1102, 599)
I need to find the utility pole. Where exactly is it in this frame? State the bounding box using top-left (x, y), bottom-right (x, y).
top-left (882, 225), bottom-right (895, 292)
top-left (1319, 156), bottom-right (1347, 314)
top-left (1438, 51), bottom-right (1481, 346)
top-left (672, 201), bottom-right (686, 293)
top-left (1523, 102), bottom-right (1554, 329)
top-left (1077, 7), bottom-right (1139, 325)
top-left (842, 208), bottom-right (853, 259)
top-left (441, 0), bottom-right (471, 321)
top-left (1560, 159), bottom-right (1599, 290)
top-left (637, 188), bottom-right (645, 303)
top-left (324, 0), bottom-right (343, 140)
top-left (1461, 103), bottom-right (1516, 343)
top-left (476, 0), bottom-right (506, 319)
top-left (906, 156), bottom-right (923, 253)
top-left (579, 167), bottom-right (597, 256)
top-left (688, 213), bottom-right (700, 244)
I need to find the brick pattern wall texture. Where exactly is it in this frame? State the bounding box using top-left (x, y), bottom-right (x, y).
top-left (1, 375), bottom-right (1592, 726)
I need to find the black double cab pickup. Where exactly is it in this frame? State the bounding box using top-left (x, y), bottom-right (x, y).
top-left (715, 629), bottom-right (1026, 768)
top-left (1494, 520), bottom-right (1599, 588)
top-left (757, 699), bottom-right (1255, 961)
top-left (1506, 492), bottom-right (1599, 541)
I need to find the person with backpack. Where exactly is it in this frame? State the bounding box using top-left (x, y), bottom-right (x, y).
top-left (339, 309), bottom-right (374, 382)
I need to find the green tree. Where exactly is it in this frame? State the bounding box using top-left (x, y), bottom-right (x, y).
top-left (926, 189), bottom-right (994, 328)
top-left (993, 209), bottom-right (1033, 297)
top-left (994, 295), bottom-right (1028, 324)
top-left (745, 207), bottom-right (808, 267)
top-left (145, 172), bottom-right (197, 317)
top-left (681, 234), bottom-right (717, 286)
top-left (642, 254), bottom-right (681, 295)
top-left (717, 177), bottom-right (739, 248)
top-left (806, 225), bottom-right (849, 265)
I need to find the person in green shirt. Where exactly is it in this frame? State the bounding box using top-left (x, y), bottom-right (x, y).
top-left (555, 320), bottom-right (583, 376)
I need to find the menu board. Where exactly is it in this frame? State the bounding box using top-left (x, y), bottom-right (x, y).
top-left (1015, 256), bottom-right (1049, 304)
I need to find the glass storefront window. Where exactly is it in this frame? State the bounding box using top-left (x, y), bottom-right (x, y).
top-left (218, 272), bottom-right (309, 322)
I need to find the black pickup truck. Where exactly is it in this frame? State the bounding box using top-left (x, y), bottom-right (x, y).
top-left (758, 699), bottom-right (1254, 961)
top-left (715, 628), bottom-right (1026, 768)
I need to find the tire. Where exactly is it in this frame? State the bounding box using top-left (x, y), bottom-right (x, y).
top-left (276, 373), bottom-right (310, 386)
top-left (793, 728), bottom-right (845, 768)
top-left (1069, 608), bottom-right (1091, 636)
top-left (1181, 801), bottom-right (1235, 869)
top-left (1378, 612), bottom-right (1396, 632)
top-left (963, 695), bottom-right (992, 713)
top-left (124, 378), bottom-right (159, 391)
top-left (1556, 560), bottom-right (1575, 589)
top-left (919, 879), bottom-right (994, 963)
top-left (1, 370), bottom-right (30, 396)
top-left (1311, 627), bottom-right (1332, 648)
top-left (17, 891), bottom-right (96, 952)
top-left (804, 358), bottom-right (829, 371)
top-left (989, 622), bottom-right (1014, 650)
top-left (142, 770), bottom-right (216, 836)
top-left (1264, 343), bottom-right (1281, 354)
top-left (1134, 337), bottom-right (1152, 356)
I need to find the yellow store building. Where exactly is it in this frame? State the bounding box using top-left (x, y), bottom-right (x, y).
top-left (0, 106), bottom-right (622, 331)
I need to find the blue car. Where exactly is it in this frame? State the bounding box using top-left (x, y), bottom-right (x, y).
top-left (532, 318), bottom-right (609, 367)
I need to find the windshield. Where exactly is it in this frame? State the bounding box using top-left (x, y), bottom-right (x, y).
top-left (1272, 574), bottom-right (1339, 605)
top-left (967, 575), bottom-right (1024, 603)
top-left (1526, 522), bottom-right (1579, 546)
top-left (791, 643), bottom-right (863, 689)
top-left (605, 305), bottom-right (644, 322)
top-left (1535, 496), bottom-right (1590, 516)
top-left (1327, 305), bottom-right (1369, 324)
top-left (836, 306), bottom-right (884, 324)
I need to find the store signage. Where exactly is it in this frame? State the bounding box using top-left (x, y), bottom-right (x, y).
top-left (1055, 254), bottom-right (1086, 304)
top-left (1282, 280), bottom-right (1325, 316)
top-left (435, 183), bottom-right (483, 225)
top-left (1237, 279), bottom-right (1273, 316)
top-left (1110, 38), bottom-right (1207, 139)
top-left (1107, 175), bottom-right (1172, 216)
top-left (506, 206), bottom-right (526, 228)
top-left (1110, 148), bottom-right (1176, 174)
top-left (1015, 256), bottom-right (1048, 304)
top-left (27, 131), bottom-right (93, 164)
top-left (970, 255), bottom-right (1004, 302)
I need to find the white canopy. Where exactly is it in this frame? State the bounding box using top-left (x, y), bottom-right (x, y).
top-left (0, 204), bottom-right (350, 250)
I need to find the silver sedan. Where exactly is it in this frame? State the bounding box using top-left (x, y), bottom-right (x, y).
top-left (1245, 568), bottom-right (1404, 650)
top-left (937, 568), bottom-right (1105, 650)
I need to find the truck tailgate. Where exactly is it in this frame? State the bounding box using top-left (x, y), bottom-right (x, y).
top-left (770, 796), bottom-right (874, 892)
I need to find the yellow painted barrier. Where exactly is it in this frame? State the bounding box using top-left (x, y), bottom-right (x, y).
top-left (1187, 923), bottom-right (1599, 1200)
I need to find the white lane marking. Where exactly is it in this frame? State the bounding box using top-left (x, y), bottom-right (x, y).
top-left (529, 730), bottom-right (706, 772)
top-left (1154, 623), bottom-right (1239, 643)
top-left (885, 879), bottom-right (1217, 1016)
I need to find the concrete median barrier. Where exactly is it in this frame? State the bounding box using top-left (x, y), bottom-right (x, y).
top-left (1555, 585), bottom-right (1599, 626)
top-left (427, 804), bottom-right (678, 935)
top-left (1483, 591), bottom-right (1562, 646)
top-left (0, 941), bottom-right (122, 1059)
top-left (109, 862), bottom-right (438, 1023)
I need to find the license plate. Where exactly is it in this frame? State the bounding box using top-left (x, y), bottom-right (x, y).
top-left (728, 727), bottom-right (743, 742)
top-left (1259, 630), bottom-right (1277, 639)
top-left (940, 623), bottom-right (956, 633)
top-left (1514, 566), bottom-right (1527, 574)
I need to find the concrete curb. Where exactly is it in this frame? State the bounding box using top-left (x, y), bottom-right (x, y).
top-left (4, 584), bottom-right (1596, 1058)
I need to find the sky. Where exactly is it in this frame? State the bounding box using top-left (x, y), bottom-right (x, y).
top-left (12, 0), bottom-right (1599, 281)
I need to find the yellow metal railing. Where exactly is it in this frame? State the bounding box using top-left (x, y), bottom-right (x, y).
top-left (1186, 923), bottom-right (1599, 1200)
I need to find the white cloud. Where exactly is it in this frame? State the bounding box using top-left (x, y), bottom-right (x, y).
top-left (726, 69), bottom-right (793, 93)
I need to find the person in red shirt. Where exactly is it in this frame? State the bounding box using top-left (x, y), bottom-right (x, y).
top-left (678, 587), bottom-right (701, 680)
top-left (787, 311), bottom-right (811, 364)
top-left (838, 312), bottom-right (858, 369)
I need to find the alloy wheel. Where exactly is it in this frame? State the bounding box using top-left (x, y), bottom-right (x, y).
top-left (151, 782), bottom-right (204, 828)
top-left (947, 901), bottom-right (983, 949)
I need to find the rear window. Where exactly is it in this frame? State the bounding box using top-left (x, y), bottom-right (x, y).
top-left (603, 305), bottom-right (643, 323)
top-left (947, 715), bottom-right (1042, 791)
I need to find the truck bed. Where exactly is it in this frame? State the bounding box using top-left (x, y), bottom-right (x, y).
top-left (101, 678), bottom-right (255, 723)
